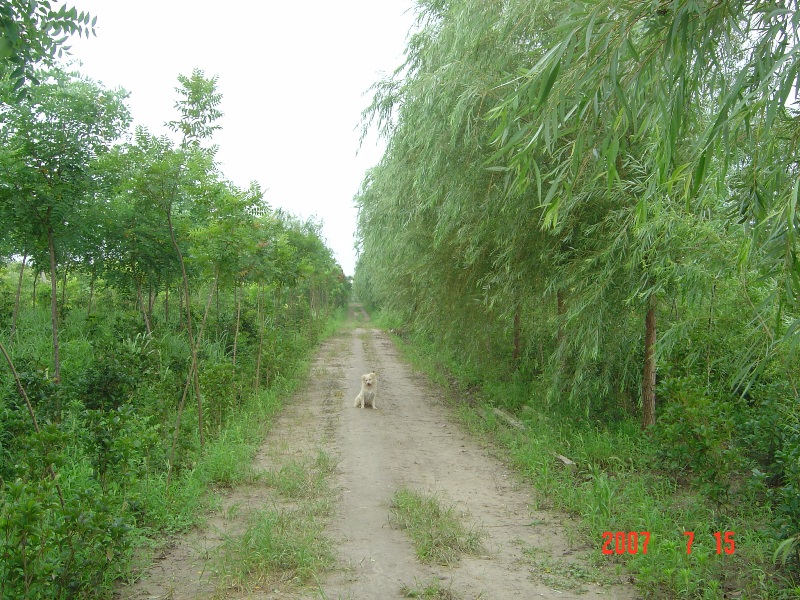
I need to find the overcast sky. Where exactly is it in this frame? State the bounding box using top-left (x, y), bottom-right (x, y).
top-left (66, 1), bottom-right (417, 276)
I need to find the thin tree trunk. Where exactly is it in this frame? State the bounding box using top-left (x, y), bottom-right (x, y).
top-left (215, 275), bottom-right (220, 338)
top-left (32, 270), bottom-right (37, 309)
top-left (232, 283), bottom-right (241, 368)
top-left (60, 261), bottom-right (68, 317)
top-left (166, 207), bottom-right (204, 449)
top-left (148, 283), bottom-right (155, 328)
top-left (198, 268), bottom-right (218, 346)
top-left (706, 282), bottom-right (716, 390)
top-left (556, 289), bottom-right (565, 349)
top-left (87, 267), bottom-right (96, 318)
top-left (47, 226), bottom-right (61, 384)
top-left (10, 252), bottom-right (27, 341)
top-left (166, 367), bottom-right (194, 492)
top-left (136, 278), bottom-right (153, 335)
top-left (255, 284), bottom-right (264, 390)
top-left (642, 294), bottom-right (657, 429)
top-left (178, 279), bottom-right (184, 329)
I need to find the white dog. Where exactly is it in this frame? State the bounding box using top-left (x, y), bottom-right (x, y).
top-left (353, 372), bottom-right (377, 409)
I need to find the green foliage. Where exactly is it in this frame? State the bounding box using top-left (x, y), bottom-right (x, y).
top-left (355, 2), bottom-right (800, 592)
top-left (0, 1), bottom-right (96, 97)
top-left (0, 58), bottom-right (349, 598)
top-left (654, 375), bottom-right (744, 504)
top-left (767, 402), bottom-right (800, 545)
top-left (0, 436), bottom-right (133, 599)
top-left (167, 68), bottom-right (223, 146)
top-left (390, 329), bottom-right (791, 598)
top-left (216, 507), bottom-right (333, 588)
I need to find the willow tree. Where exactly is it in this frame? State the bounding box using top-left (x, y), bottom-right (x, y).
top-left (486, 0), bottom-right (800, 427)
top-left (357, 1), bottom-right (564, 369)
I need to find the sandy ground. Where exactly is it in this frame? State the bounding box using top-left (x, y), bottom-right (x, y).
top-left (117, 305), bottom-right (639, 600)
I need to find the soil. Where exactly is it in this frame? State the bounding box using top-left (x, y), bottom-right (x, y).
top-left (117, 305), bottom-right (640, 600)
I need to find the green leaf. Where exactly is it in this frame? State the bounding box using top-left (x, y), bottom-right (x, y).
top-left (774, 535), bottom-right (799, 566)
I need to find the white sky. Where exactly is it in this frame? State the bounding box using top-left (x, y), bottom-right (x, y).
top-left (66, 1), bottom-right (417, 276)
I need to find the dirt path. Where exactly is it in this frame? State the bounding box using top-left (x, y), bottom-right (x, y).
top-left (118, 306), bottom-right (639, 599)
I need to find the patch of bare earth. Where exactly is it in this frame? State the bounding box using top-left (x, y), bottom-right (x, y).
top-left (117, 305), bottom-right (639, 599)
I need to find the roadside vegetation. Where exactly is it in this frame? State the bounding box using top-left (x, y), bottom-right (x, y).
top-left (389, 487), bottom-right (484, 566)
top-left (355, 2), bottom-right (800, 598)
top-left (0, 6), bottom-right (350, 597)
top-left (214, 452), bottom-right (338, 591)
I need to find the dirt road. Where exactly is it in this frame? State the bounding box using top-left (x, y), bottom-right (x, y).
top-left (119, 306), bottom-right (639, 599)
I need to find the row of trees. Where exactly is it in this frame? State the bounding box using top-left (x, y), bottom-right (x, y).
top-left (0, 64), bottom-right (347, 416)
top-left (355, 0), bottom-right (799, 428)
top-left (353, 1), bottom-right (800, 569)
top-left (0, 8), bottom-right (349, 595)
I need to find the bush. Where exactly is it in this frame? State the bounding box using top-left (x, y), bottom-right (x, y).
top-left (654, 374), bottom-right (744, 504)
top-left (0, 445), bottom-right (134, 599)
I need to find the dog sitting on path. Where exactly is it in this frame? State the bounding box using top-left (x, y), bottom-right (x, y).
top-left (353, 372), bottom-right (377, 409)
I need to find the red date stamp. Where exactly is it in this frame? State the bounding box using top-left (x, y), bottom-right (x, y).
top-left (602, 531), bottom-right (650, 554)
top-left (602, 531), bottom-right (735, 555)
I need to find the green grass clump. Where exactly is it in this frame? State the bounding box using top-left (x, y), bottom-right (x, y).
top-left (215, 506), bottom-right (334, 588)
top-left (214, 450), bottom-right (336, 590)
top-left (400, 577), bottom-right (462, 599)
top-left (261, 451), bottom-right (336, 499)
top-left (389, 487), bottom-right (483, 565)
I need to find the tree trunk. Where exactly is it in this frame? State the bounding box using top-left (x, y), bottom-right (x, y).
top-left (60, 261), bottom-right (68, 317)
top-left (556, 289), bottom-right (565, 349)
top-left (136, 278), bottom-right (153, 335)
top-left (706, 282), bottom-right (716, 389)
top-left (148, 282), bottom-right (155, 327)
top-left (166, 206), bottom-right (203, 449)
top-left (198, 268), bottom-right (218, 346)
top-left (47, 226), bottom-right (61, 384)
top-left (641, 294), bottom-right (657, 429)
top-left (166, 367), bottom-right (194, 491)
top-left (232, 283), bottom-right (241, 368)
top-left (87, 266), bottom-right (96, 318)
top-left (255, 284), bottom-right (264, 390)
top-left (10, 252), bottom-right (27, 341)
top-left (215, 276), bottom-right (220, 338)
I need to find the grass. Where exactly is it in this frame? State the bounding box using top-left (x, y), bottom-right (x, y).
top-left (400, 577), bottom-right (464, 599)
top-left (213, 451), bottom-right (337, 590)
top-left (519, 543), bottom-right (617, 592)
top-left (215, 504), bottom-right (334, 588)
top-left (389, 487), bottom-right (484, 565)
top-left (260, 451), bottom-right (336, 499)
top-left (378, 318), bottom-right (798, 599)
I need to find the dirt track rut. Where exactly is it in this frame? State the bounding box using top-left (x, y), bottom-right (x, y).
top-left (119, 306), bottom-right (639, 599)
